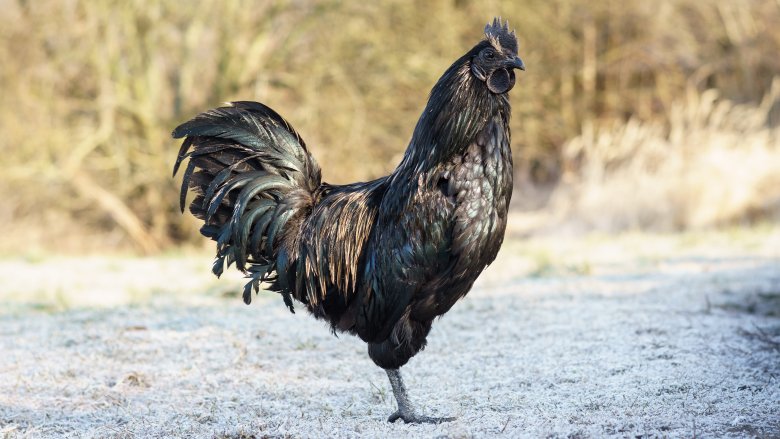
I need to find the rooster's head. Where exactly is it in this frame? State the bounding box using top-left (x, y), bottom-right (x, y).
top-left (471, 18), bottom-right (525, 94)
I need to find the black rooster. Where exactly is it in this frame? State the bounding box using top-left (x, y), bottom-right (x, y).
top-left (173, 18), bottom-right (524, 423)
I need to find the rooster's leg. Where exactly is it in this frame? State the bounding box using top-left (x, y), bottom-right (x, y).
top-left (385, 368), bottom-right (456, 424)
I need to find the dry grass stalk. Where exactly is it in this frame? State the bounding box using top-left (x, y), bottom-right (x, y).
top-left (548, 81), bottom-right (780, 232)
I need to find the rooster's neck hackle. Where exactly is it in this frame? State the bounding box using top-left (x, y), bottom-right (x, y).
top-left (395, 42), bottom-right (511, 179)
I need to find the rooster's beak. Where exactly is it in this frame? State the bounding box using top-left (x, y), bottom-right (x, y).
top-left (507, 56), bottom-right (525, 71)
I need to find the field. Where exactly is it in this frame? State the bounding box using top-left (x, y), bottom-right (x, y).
top-left (1, 230), bottom-right (779, 438)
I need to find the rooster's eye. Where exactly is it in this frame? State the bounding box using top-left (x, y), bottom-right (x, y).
top-left (484, 50), bottom-right (495, 59)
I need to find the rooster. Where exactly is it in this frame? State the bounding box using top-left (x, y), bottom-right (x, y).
top-left (173, 18), bottom-right (524, 423)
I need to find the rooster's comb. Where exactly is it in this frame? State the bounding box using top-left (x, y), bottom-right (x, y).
top-left (484, 17), bottom-right (518, 55)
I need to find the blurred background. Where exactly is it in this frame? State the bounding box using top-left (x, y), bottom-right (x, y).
top-left (1, 0), bottom-right (779, 258)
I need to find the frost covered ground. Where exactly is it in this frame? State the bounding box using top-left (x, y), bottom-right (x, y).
top-left (1, 231), bottom-right (779, 438)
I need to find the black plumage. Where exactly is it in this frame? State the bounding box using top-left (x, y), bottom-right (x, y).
top-left (173, 18), bottom-right (524, 423)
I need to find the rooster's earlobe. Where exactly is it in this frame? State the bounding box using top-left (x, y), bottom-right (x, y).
top-left (471, 63), bottom-right (487, 81)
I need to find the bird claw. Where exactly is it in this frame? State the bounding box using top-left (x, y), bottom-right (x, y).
top-left (387, 410), bottom-right (456, 424)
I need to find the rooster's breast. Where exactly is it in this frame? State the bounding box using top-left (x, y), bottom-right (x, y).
top-left (449, 116), bottom-right (513, 270)
top-left (416, 115), bottom-right (513, 317)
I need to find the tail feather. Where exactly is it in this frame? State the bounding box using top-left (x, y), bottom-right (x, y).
top-left (173, 101), bottom-right (321, 309)
top-left (173, 101), bottom-right (317, 188)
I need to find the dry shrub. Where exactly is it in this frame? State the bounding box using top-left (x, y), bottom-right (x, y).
top-left (547, 81), bottom-right (780, 232)
top-left (1, 0), bottom-right (779, 253)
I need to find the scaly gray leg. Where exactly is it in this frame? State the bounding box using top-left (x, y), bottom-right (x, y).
top-left (385, 368), bottom-right (456, 424)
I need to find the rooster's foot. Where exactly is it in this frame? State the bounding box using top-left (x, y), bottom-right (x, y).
top-left (384, 368), bottom-right (456, 424)
top-left (387, 409), bottom-right (455, 424)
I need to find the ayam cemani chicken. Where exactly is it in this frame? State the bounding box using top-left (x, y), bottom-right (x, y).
top-left (172, 18), bottom-right (524, 423)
